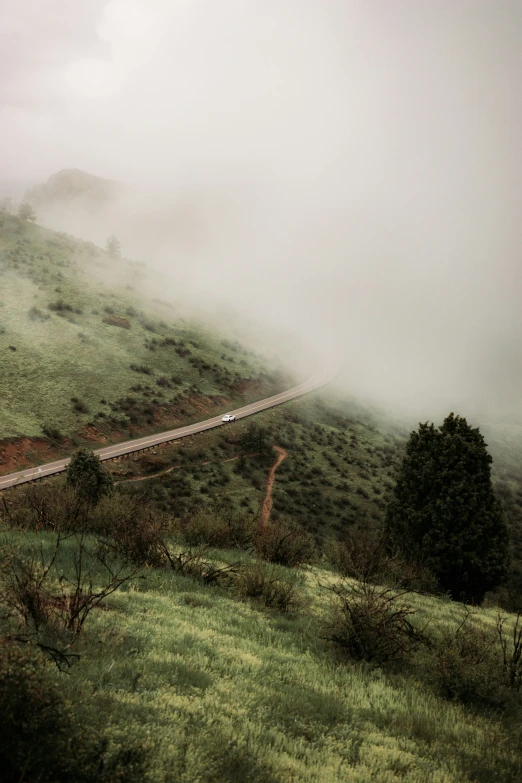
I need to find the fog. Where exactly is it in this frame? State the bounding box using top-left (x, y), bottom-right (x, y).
top-left (2, 1), bottom-right (521, 424)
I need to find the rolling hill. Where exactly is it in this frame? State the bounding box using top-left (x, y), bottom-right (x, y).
top-left (0, 210), bottom-right (289, 466)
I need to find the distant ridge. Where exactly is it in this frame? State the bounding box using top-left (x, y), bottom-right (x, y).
top-left (23, 168), bottom-right (125, 209)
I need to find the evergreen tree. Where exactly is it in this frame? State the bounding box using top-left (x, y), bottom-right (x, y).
top-left (385, 413), bottom-right (509, 603)
top-left (105, 234), bottom-right (121, 255)
top-left (66, 448), bottom-right (113, 506)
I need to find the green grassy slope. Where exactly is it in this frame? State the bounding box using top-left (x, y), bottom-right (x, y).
top-left (3, 531), bottom-right (521, 783)
top-left (117, 393), bottom-right (406, 542)
top-left (0, 213), bottom-right (287, 442)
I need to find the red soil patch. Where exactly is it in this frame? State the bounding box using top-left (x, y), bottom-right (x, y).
top-left (185, 395), bottom-right (213, 416)
top-left (260, 446), bottom-right (288, 529)
top-left (0, 437), bottom-right (69, 474)
top-left (81, 425), bottom-right (108, 443)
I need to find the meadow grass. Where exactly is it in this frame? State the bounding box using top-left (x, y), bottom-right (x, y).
top-left (5, 531), bottom-right (521, 783)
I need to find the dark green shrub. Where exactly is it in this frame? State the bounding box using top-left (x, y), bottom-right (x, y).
top-left (42, 425), bottom-right (64, 442)
top-left (28, 306), bottom-right (50, 321)
top-left (67, 448), bottom-right (113, 506)
top-left (48, 299), bottom-right (82, 315)
top-left (130, 364), bottom-right (153, 375)
top-left (162, 546), bottom-right (239, 586)
top-left (136, 454), bottom-right (170, 474)
top-left (72, 398), bottom-right (89, 414)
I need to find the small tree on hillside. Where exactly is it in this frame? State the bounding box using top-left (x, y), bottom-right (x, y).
top-left (66, 448), bottom-right (113, 506)
top-left (385, 413), bottom-right (510, 604)
top-left (18, 203), bottom-right (36, 221)
top-left (106, 234), bottom-right (121, 256)
top-left (239, 422), bottom-right (271, 457)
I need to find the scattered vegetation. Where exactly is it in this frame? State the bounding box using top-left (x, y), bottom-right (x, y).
top-left (48, 299), bottom-right (83, 315)
top-left (129, 363), bottom-right (153, 375)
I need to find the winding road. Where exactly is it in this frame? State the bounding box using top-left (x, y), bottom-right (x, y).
top-left (0, 365), bottom-right (337, 490)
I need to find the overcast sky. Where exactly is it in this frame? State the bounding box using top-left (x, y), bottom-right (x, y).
top-left (1, 1), bottom-right (521, 422)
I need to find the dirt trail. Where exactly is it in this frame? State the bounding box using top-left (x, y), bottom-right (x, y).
top-left (260, 445), bottom-right (288, 528)
top-left (114, 454), bottom-right (250, 484)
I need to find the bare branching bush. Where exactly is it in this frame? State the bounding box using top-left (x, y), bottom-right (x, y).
top-left (432, 609), bottom-right (507, 708)
top-left (3, 485), bottom-right (174, 570)
top-left (322, 578), bottom-right (427, 666)
top-left (0, 533), bottom-right (140, 668)
top-left (335, 528), bottom-right (391, 581)
top-left (253, 518), bottom-right (315, 568)
top-left (234, 561), bottom-right (304, 612)
top-left (91, 493), bottom-right (171, 568)
top-left (1, 483), bottom-right (87, 532)
top-left (160, 543), bottom-right (240, 586)
top-left (497, 613), bottom-right (522, 691)
top-left (334, 527), bottom-right (438, 594)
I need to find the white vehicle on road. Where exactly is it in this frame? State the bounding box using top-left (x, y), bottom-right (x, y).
top-left (222, 414), bottom-right (236, 422)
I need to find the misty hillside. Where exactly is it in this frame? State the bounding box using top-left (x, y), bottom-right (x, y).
top-left (1, 206), bottom-right (522, 602)
top-left (0, 210), bottom-right (287, 456)
top-left (17, 168), bottom-right (130, 249)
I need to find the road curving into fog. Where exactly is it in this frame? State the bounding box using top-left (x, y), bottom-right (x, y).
top-left (0, 365), bottom-right (338, 490)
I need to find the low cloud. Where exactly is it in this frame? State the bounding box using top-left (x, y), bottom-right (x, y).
top-left (2, 1), bottom-right (521, 423)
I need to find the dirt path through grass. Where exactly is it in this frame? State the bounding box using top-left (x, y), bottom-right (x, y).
top-left (114, 454), bottom-right (251, 484)
top-left (260, 445), bottom-right (288, 528)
